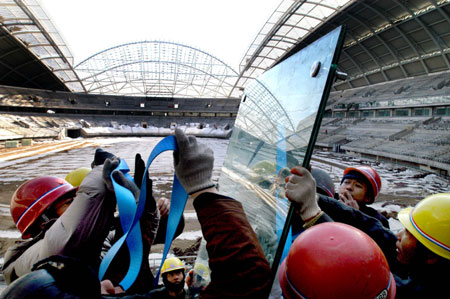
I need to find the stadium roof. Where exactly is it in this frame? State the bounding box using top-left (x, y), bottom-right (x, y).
top-left (233, 0), bottom-right (450, 94)
top-left (0, 0), bottom-right (85, 92)
top-left (74, 41), bottom-right (240, 98)
top-left (0, 0), bottom-right (449, 98)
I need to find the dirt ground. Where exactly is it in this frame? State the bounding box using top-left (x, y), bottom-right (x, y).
top-left (0, 139), bottom-right (430, 261)
top-left (0, 140), bottom-right (202, 259)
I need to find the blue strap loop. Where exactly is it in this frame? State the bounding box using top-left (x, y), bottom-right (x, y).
top-left (146, 136), bottom-right (189, 285)
top-left (98, 135), bottom-right (188, 290)
top-left (98, 159), bottom-right (143, 290)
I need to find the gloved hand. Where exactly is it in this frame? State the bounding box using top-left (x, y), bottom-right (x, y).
top-left (112, 170), bottom-right (140, 201)
top-left (285, 166), bottom-right (321, 221)
top-left (103, 157), bottom-right (120, 193)
top-left (134, 153), bottom-right (146, 189)
top-left (92, 148), bottom-right (116, 168)
top-left (173, 128), bottom-right (215, 195)
top-left (134, 153), bottom-right (157, 211)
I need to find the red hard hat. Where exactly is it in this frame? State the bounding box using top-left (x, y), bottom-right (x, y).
top-left (342, 166), bottom-right (381, 203)
top-left (279, 222), bottom-right (396, 299)
top-left (11, 176), bottom-right (77, 239)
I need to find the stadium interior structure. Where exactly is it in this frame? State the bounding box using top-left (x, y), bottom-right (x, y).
top-left (0, 0), bottom-right (449, 176)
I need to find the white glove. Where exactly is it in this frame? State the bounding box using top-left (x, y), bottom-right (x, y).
top-left (174, 128), bottom-right (215, 194)
top-left (285, 166), bottom-right (321, 221)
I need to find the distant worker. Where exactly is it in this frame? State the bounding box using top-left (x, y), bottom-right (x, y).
top-left (338, 166), bottom-right (389, 228)
top-left (65, 167), bottom-right (92, 187)
top-left (186, 262), bottom-right (210, 297)
top-left (148, 257), bottom-right (187, 298)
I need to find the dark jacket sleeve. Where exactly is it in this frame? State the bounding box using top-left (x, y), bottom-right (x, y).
top-left (359, 204), bottom-right (390, 229)
top-left (194, 192), bottom-right (271, 298)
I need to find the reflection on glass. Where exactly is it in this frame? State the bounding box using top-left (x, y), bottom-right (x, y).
top-left (196, 26), bottom-right (344, 269)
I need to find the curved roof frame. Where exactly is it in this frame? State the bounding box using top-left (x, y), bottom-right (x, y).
top-left (235, 78), bottom-right (298, 147)
top-left (398, 1), bottom-right (450, 67)
top-left (75, 41), bottom-right (240, 98)
top-left (82, 61), bottom-right (232, 97)
top-left (231, 0), bottom-right (353, 95)
top-left (334, 0), bottom-right (450, 89)
top-left (233, 0), bottom-right (450, 94)
top-left (360, 3), bottom-right (429, 75)
top-left (0, 0), bottom-right (85, 92)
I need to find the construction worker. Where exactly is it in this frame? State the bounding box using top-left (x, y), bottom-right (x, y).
top-left (148, 257), bottom-right (187, 298)
top-left (186, 262), bottom-right (211, 297)
top-left (1, 148), bottom-right (162, 296)
top-left (2, 157), bottom-right (120, 296)
top-left (338, 165), bottom-right (389, 228)
top-left (279, 222), bottom-right (396, 298)
top-left (284, 166), bottom-right (450, 298)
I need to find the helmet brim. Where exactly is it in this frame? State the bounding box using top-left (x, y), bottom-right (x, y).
top-left (278, 260), bottom-right (294, 299)
top-left (161, 266), bottom-right (186, 276)
top-left (398, 206), bottom-right (450, 260)
top-left (387, 272), bottom-right (396, 299)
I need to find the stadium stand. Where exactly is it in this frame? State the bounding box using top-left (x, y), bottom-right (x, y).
top-left (1, 0), bottom-right (449, 179)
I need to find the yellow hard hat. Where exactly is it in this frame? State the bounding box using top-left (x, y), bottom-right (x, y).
top-left (193, 263), bottom-right (210, 280)
top-left (398, 193), bottom-right (450, 260)
top-left (65, 167), bottom-right (92, 187)
top-left (161, 257), bottom-right (185, 276)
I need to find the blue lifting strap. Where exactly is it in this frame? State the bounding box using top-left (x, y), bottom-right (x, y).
top-left (98, 159), bottom-right (143, 290)
top-left (275, 129), bottom-right (292, 264)
top-left (98, 135), bottom-right (188, 290)
top-left (148, 136), bottom-right (189, 285)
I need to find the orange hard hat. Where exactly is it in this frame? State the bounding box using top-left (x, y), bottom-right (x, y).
top-left (279, 222), bottom-right (396, 299)
top-left (10, 176), bottom-right (77, 239)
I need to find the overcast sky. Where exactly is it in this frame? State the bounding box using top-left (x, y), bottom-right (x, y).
top-left (40, 0), bottom-right (281, 70)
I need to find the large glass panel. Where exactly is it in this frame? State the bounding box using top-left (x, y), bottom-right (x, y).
top-left (193, 26), bottom-right (345, 273)
top-left (218, 26), bottom-right (344, 267)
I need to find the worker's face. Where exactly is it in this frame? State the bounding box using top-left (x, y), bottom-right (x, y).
top-left (396, 229), bottom-right (418, 264)
top-left (338, 178), bottom-right (368, 203)
top-left (167, 269), bottom-right (184, 285)
top-left (53, 197), bottom-right (74, 216)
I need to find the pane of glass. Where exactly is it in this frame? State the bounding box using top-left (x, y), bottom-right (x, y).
top-left (215, 26), bottom-right (344, 267)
